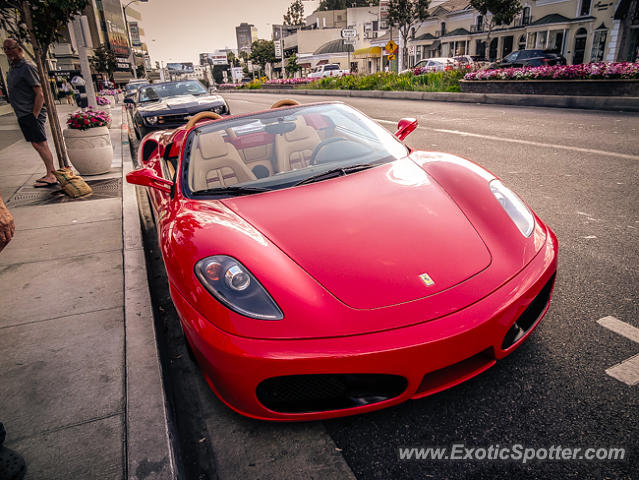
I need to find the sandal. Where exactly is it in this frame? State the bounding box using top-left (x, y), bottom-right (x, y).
top-left (33, 179), bottom-right (58, 188)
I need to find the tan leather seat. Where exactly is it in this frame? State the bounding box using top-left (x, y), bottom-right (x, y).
top-left (275, 118), bottom-right (321, 172)
top-left (190, 132), bottom-right (256, 191)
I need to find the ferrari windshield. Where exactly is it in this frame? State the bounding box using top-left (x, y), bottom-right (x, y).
top-left (183, 103), bottom-right (409, 196)
top-left (138, 80), bottom-right (208, 102)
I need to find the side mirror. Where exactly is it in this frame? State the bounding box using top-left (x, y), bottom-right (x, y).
top-left (124, 97), bottom-right (135, 105)
top-left (394, 118), bottom-right (418, 141)
top-left (126, 167), bottom-right (173, 193)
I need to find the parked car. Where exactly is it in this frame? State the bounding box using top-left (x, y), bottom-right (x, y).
top-left (125, 79), bottom-right (230, 139)
top-left (407, 57), bottom-right (457, 73)
top-left (126, 99), bottom-right (558, 421)
top-left (490, 49), bottom-right (567, 69)
top-left (307, 63), bottom-right (350, 78)
top-left (453, 55), bottom-right (491, 70)
top-left (124, 79), bottom-right (149, 104)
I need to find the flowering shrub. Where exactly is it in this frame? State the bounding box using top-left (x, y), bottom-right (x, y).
top-left (96, 95), bottom-right (111, 106)
top-left (263, 77), bottom-right (314, 85)
top-left (98, 89), bottom-right (121, 96)
top-left (67, 108), bottom-right (111, 130)
top-left (464, 62), bottom-right (639, 81)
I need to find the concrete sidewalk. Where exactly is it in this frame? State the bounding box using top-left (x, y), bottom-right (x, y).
top-left (0, 104), bottom-right (175, 479)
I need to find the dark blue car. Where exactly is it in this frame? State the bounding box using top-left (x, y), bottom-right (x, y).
top-left (126, 80), bottom-right (230, 139)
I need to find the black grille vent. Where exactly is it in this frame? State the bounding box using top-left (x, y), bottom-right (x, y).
top-left (257, 373), bottom-right (407, 413)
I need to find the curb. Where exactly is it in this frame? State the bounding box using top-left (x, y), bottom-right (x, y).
top-left (222, 88), bottom-right (639, 112)
top-left (121, 106), bottom-right (177, 479)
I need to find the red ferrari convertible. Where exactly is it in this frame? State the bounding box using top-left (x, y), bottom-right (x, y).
top-left (127, 99), bottom-right (557, 421)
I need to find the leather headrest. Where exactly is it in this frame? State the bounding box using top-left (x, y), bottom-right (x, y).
top-left (199, 133), bottom-right (227, 159)
top-left (284, 124), bottom-right (314, 142)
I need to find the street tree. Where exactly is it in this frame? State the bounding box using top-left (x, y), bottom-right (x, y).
top-left (249, 39), bottom-right (276, 73)
top-left (227, 50), bottom-right (239, 67)
top-left (317, 0), bottom-right (379, 10)
top-left (90, 43), bottom-right (118, 83)
top-left (283, 0), bottom-right (304, 26)
top-left (387, 0), bottom-right (430, 71)
top-left (469, 0), bottom-right (522, 54)
top-left (285, 53), bottom-right (300, 76)
top-left (0, 0), bottom-right (89, 168)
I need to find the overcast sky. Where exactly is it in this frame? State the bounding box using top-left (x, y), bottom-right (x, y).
top-left (134, 0), bottom-right (320, 66)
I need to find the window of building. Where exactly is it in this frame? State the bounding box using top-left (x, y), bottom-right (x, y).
top-left (579, 0), bottom-right (592, 16)
top-left (522, 7), bottom-right (531, 25)
top-left (590, 28), bottom-right (607, 61)
top-left (527, 32), bottom-right (537, 48)
top-left (518, 34), bottom-right (526, 50)
top-left (441, 22), bottom-right (446, 36)
top-left (536, 31), bottom-right (548, 48)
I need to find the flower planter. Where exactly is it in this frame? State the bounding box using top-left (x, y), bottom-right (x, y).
top-left (460, 79), bottom-right (639, 96)
top-left (63, 126), bottom-right (113, 175)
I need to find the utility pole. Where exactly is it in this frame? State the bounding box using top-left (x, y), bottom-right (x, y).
top-left (123, 0), bottom-right (149, 79)
top-left (281, 24), bottom-right (286, 79)
top-left (69, 16), bottom-right (96, 109)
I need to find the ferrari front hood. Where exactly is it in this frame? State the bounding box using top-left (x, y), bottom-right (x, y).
top-left (223, 159), bottom-right (491, 310)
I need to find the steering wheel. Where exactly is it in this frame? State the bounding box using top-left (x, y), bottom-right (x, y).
top-left (271, 99), bottom-right (300, 109)
top-left (185, 111), bottom-right (221, 129)
top-left (309, 137), bottom-right (351, 165)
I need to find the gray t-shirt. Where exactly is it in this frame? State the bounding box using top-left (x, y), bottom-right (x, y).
top-left (7, 58), bottom-right (46, 119)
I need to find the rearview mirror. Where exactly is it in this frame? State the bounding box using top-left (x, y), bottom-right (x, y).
top-left (394, 118), bottom-right (418, 141)
top-left (126, 167), bottom-right (173, 193)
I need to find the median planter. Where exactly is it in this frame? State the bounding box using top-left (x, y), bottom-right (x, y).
top-left (64, 109), bottom-right (113, 175)
top-left (460, 79), bottom-right (639, 96)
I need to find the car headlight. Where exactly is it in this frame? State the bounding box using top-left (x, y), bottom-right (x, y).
top-left (211, 104), bottom-right (226, 114)
top-left (490, 180), bottom-right (534, 237)
top-left (194, 255), bottom-right (283, 320)
top-left (145, 116), bottom-right (158, 125)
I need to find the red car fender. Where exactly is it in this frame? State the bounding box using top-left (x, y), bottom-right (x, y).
top-left (411, 151), bottom-right (548, 273)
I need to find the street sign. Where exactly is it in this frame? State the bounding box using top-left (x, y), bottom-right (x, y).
top-left (231, 67), bottom-right (243, 82)
top-left (408, 45), bottom-right (416, 56)
top-left (385, 40), bottom-right (398, 54)
top-left (343, 38), bottom-right (356, 45)
top-left (274, 40), bottom-right (282, 58)
top-left (341, 28), bottom-right (357, 39)
top-left (388, 54), bottom-right (396, 60)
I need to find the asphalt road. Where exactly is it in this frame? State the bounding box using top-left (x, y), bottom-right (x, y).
top-left (135, 94), bottom-right (639, 480)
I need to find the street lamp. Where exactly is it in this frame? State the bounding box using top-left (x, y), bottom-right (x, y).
top-left (123, 0), bottom-right (148, 79)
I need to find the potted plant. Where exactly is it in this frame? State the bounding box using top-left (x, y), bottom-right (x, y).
top-left (63, 108), bottom-right (113, 175)
top-left (96, 95), bottom-right (111, 108)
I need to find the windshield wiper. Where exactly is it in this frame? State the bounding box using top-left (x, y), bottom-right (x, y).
top-left (193, 185), bottom-right (271, 196)
top-left (295, 164), bottom-right (375, 186)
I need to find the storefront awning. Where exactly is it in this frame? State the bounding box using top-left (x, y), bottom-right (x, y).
top-left (353, 46), bottom-right (382, 57)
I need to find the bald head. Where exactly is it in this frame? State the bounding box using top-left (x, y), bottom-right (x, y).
top-left (3, 39), bottom-right (24, 63)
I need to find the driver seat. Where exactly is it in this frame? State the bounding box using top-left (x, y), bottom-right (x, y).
top-left (275, 118), bottom-right (321, 172)
top-left (190, 132), bottom-right (256, 191)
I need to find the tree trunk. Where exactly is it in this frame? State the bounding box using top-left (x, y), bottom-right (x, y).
top-left (22, 3), bottom-right (69, 169)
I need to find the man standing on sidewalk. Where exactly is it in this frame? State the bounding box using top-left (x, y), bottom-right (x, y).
top-left (3, 38), bottom-right (57, 187)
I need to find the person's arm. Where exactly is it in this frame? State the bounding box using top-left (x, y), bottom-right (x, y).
top-left (32, 85), bottom-right (45, 117)
top-left (0, 191), bottom-right (15, 252)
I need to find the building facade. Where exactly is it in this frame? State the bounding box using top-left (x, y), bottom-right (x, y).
top-left (408, 0), bottom-right (639, 66)
top-left (236, 23), bottom-right (258, 53)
